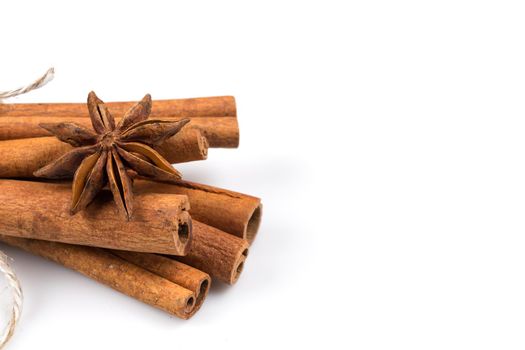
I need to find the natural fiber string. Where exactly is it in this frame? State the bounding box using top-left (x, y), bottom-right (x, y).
top-left (0, 67), bottom-right (54, 100)
top-left (0, 253), bottom-right (22, 349)
top-left (0, 67), bottom-right (54, 348)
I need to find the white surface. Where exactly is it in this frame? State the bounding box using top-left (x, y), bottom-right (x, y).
top-left (2, 1), bottom-right (525, 349)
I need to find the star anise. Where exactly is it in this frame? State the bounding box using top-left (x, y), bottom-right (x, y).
top-left (34, 91), bottom-right (189, 220)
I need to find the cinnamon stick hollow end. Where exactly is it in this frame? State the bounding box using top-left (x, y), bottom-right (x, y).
top-left (112, 251), bottom-right (211, 318)
top-left (176, 221), bottom-right (250, 285)
top-left (245, 203), bottom-right (263, 244)
top-left (172, 211), bottom-right (192, 256)
top-left (135, 180), bottom-right (263, 244)
top-left (231, 245), bottom-right (249, 284)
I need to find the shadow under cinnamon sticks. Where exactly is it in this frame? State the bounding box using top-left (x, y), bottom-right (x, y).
top-left (0, 236), bottom-right (210, 319)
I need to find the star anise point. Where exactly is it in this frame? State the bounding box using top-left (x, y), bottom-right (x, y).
top-left (35, 92), bottom-right (187, 219)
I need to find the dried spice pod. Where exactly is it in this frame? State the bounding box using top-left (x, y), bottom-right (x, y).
top-left (112, 251), bottom-right (210, 318)
top-left (33, 92), bottom-right (190, 219)
top-left (0, 236), bottom-right (198, 319)
top-left (135, 180), bottom-right (262, 244)
top-left (173, 221), bottom-right (250, 285)
top-left (0, 130), bottom-right (207, 179)
top-left (0, 96), bottom-right (238, 147)
top-left (0, 180), bottom-right (191, 255)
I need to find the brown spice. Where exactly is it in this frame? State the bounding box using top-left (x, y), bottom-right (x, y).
top-left (34, 92), bottom-right (189, 219)
top-left (112, 251), bottom-right (210, 318)
top-left (0, 96), bottom-right (236, 118)
top-left (158, 128), bottom-right (208, 162)
top-left (174, 221), bottom-right (249, 285)
top-left (0, 130), bottom-right (208, 179)
top-left (0, 236), bottom-right (200, 319)
top-left (0, 180), bottom-right (191, 255)
top-left (0, 96), bottom-right (238, 147)
top-left (136, 180), bottom-right (262, 244)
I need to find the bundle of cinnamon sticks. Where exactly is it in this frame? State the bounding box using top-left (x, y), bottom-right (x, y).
top-left (0, 96), bottom-right (262, 318)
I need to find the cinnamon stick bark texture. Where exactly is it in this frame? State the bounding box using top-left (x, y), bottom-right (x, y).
top-left (112, 251), bottom-right (210, 317)
top-left (0, 180), bottom-right (191, 255)
top-left (0, 236), bottom-right (197, 319)
top-left (174, 221), bottom-right (249, 285)
top-left (156, 128), bottom-right (208, 163)
top-left (0, 130), bottom-right (208, 178)
top-left (0, 96), bottom-right (236, 118)
top-left (135, 180), bottom-right (262, 244)
top-left (0, 96), bottom-right (238, 147)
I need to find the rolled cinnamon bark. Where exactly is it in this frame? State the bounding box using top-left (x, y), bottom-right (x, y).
top-left (156, 128), bottom-right (208, 163)
top-left (0, 129), bottom-right (208, 178)
top-left (0, 180), bottom-right (191, 255)
top-left (0, 236), bottom-right (198, 319)
top-left (136, 180), bottom-right (262, 244)
top-left (0, 96), bottom-right (236, 118)
top-left (112, 251), bottom-right (210, 317)
top-left (0, 96), bottom-right (239, 147)
top-left (174, 221), bottom-right (249, 285)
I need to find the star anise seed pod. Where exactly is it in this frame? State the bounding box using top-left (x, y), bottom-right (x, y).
top-left (34, 91), bottom-right (189, 220)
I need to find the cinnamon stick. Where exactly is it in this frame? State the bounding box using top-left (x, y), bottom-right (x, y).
top-left (0, 129), bottom-right (208, 178)
top-left (0, 96), bottom-right (239, 147)
top-left (112, 251), bottom-right (210, 317)
top-left (0, 236), bottom-right (199, 319)
top-left (136, 180), bottom-right (262, 244)
top-left (174, 221), bottom-right (249, 285)
top-left (155, 128), bottom-right (208, 163)
top-left (0, 96), bottom-right (236, 118)
top-left (0, 180), bottom-right (191, 255)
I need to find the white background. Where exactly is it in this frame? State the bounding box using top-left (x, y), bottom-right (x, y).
top-left (1, 1), bottom-right (525, 349)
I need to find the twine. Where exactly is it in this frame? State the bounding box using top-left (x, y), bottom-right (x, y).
top-left (0, 253), bottom-right (22, 349)
top-left (0, 68), bottom-right (54, 100)
top-left (0, 67), bottom-right (54, 348)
